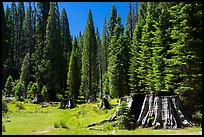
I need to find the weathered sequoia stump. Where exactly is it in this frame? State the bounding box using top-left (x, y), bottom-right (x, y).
top-left (136, 92), bottom-right (194, 129)
top-left (87, 92), bottom-right (194, 129)
top-left (100, 98), bottom-right (112, 110)
top-left (59, 98), bottom-right (76, 109)
top-left (31, 94), bottom-right (44, 104)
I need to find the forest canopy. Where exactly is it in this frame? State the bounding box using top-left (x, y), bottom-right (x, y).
top-left (2, 2), bottom-right (202, 116)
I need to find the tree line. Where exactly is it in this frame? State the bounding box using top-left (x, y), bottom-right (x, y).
top-left (2, 2), bottom-right (202, 115)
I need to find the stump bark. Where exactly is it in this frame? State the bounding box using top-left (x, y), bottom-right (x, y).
top-left (136, 93), bottom-right (194, 129)
top-left (100, 98), bottom-right (112, 109)
top-left (59, 98), bottom-right (76, 109)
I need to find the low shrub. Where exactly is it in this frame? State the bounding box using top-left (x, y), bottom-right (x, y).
top-left (54, 122), bottom-right (60, 128)
top-left (2, 124), bottom-right (6, 132)
top-left (2, 100), bottom-right (8, 113)
top-left (60, 120), bottom-right (69, 129)
top-left (15, 102), bottom-right (25, 110)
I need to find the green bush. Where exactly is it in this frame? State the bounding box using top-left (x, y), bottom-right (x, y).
top-left (54, 122), bottom-right (60, 128)
top-left (2, 124), bottom-right (6, 132)
top-left (15, 102), bottom-right (25, 110)
top-left (60, 120), bottom-right (69, 129)
top-left (42, 86), bottom-right (49, 101)
top-left (4, 75), bottom-right (13, 97)
top-left (2, 100), bottom-right (8, 113)
top-left (117, 101), bottom-right (135, 130)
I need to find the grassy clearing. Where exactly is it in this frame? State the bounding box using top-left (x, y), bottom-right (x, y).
top-left (2, 99), bottom-right (202, 135)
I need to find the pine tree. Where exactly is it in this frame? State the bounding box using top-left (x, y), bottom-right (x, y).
top-left (140, 2), bottom-right (158, 93)
top-left (44, 2), bottom-right (64, 100)
top-left (32, 13), bottom-right (44, 88)
top-left (60, 8), bottom-right (72, 90)
top-left (129, 2), bottom-right (148, 93)
top-left (66, 37), bottom-right (81, 99)
top-left (11, 2), bottom-right (19, 79)
top-left (166, 2), bottom-right (202, 115)
top-left (22, 2), bottom-right (33, 90)
top-left (126, 3), bottom-right (137, 40)
top-left (101, 18), bottom-right (108, 96)
top-left (17, 2), bottom-right (25, 70)
top-left (106, 14), bottom-right (129, 97)
top-left (36, 2), bottom-right (50, 42)
top-left (4, 76), bottom-right (14, 97)
top-left (108, 5), bottom-right (117, 37)
top-left (80, 10), bottom-right (97, 101)
top-left (95, 28), bottom-right (102, 98)
top-left (150, 2), bottom-right (173, 94)
top-left (2, 3), bottom-right (9, 87)
top-left (77, 31), bottom-right (83, 97)
top-left (20, 53), bottom-right (30, 98)
top-left (3, 6), bottom-right (14, 85)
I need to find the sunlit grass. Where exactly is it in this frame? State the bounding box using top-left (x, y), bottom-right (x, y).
top-left (2, 98), bottom-right (202, 135)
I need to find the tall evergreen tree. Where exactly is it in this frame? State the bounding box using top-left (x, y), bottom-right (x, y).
top-left (150, 2), bottom-right (173, 94)
top-left (66, 37), bottom-right (80, 99)
top-left (2, 3), bottom-right (8, 87)
top-left (106, 14), bottom-right (129, 97)
top-left (129, 2), bottom-right (148, 93)
top-left (95, 28), bottom-right (102, 98)
top-left (17, 2), bottom-right (25, 70)
top-left (20, 53), bottom-right (30, 98)
top-left (137, 2), bottom-right (158, 93)
top-left (166, 2), bottom-right (202, 115)
top-left (22, 2), bottom-right (33, 90)
top-left (44, 2), bottom-right (64, 100)
top-left (80, 10), bottom-right (97, 101)
top-left (108, 5), bottom-right (117, 37)
top-left (126, 3), bottom-right (137, 40)
top-left (60, 8), bottom-right (72, 90)
top-left (11, 2), bottom-right (18, 79)
top-left (32, 15), bottom-right (44, 89)
top-left (37, 2), bottom-right (50, 42)
top-left (101, 18), bottom-right (108, 96)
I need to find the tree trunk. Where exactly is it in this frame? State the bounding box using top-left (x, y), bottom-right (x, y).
top-left (136, 93), bottom-right (194, 129)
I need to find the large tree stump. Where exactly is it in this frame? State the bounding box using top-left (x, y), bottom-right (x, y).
top-left (136, 93), bottom-right (194, 129)
top-left (100, 98), bottom-right (112, 109)
top-left (59, 98), bottom-right (76, 109)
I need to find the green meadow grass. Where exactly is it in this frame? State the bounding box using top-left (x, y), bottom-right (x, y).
top-left (2, 99), bottom-right (202, 135)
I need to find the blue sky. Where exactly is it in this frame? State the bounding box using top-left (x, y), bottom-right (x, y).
top-left (3, 2), bottom-right (139, 38)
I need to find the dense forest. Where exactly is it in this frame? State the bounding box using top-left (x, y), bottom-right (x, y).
top-left (2, 2), bottom-right (202, 116)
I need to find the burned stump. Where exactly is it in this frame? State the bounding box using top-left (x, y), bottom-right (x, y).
top-left (87, 92), bottom-right (194, 129)
top-left (59, 98), bottom-right (76, 109)
top-left (100, 98), bottom-right (112, 110)
top-left (31, 94), bottom-right (44, 104)
top-left (136, 93), bottom-right (194, 129)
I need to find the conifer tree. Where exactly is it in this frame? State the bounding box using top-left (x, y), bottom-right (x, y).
top-left (166, 2), bottom-right (202, 115)
top-left (66, 37), bottom-right (80, 99)
top-left (22, 2), bottom-right (33, 86)
top-left (95, 28), bottom-right (102, 98)
top-left (80, 10), bottom-right (97, 101)
top-left (100, 18), bottom-right (108, 96)
top-left (129, 2), bottom-right (147, 93)
top-left (108, 5), bottom-right (117, 37)
top-left (32, 14), bottom-right (44, 88)
top-left (150, 2), bottom-right (173, 94)
top-left (11, 2), bottom-right (19, 79)
top-left (4, 76), bottom-right (14, 97)
top-left (17, 2), bottom-right (25, 69)
top-left (44, 2), bottom-right (64, 100)
top-left (20, 53), bottom-right (30, 97)
top-left (139, 2), bottom-right (158, 93)
top-left (60, 8), bottom-right (72, 90)
top-left (3, 6), bottom-right (14, 85)
top-left (106, 14), bottom-right (129, 97)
